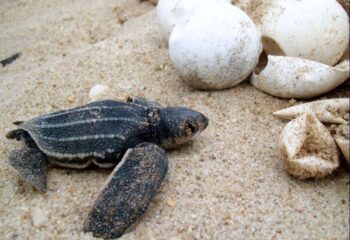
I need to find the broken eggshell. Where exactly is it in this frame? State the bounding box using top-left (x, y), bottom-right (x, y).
top-left (169, 3), bottom-right (262, 90)
top-left (274, 98), bottom-right (349, 124)
top-left (157, 0), bottom-right (230, 38)
top-left (280, 114), bottom-right (340, 179)
top-left (250, 55), bottom-right (350, 99)
top-left (261, 0), bottom-right (349, 66)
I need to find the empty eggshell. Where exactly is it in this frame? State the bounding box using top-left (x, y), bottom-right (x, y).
top-left (261, 0), bottom-right (349, 66)
top-left (169, 3), bottom-right (262, 90)
top-left (274, 98), bottom-right (349, 124)
top-left (250, 55), bottom-right (350, 99)
top-left (89, 84), bottom-right (111, 101)
top-left (157, 0), bottom-right (230, 37)
top-left (280, 114), bottom-right (340, 179)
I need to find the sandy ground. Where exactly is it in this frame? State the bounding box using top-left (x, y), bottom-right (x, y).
top-left (0, 1), bottom-right (349, 239)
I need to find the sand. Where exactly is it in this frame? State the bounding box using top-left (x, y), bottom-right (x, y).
top-left (0, 1), bottom-right (349, 239)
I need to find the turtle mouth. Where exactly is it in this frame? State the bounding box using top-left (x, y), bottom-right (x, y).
top-left (192, 131), bottom-right (201, 139)
top-left (161, 129), bottom-right (203, 150)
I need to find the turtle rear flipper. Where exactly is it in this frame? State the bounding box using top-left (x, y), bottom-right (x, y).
top-left (6, 129), bottom-right (23, 140)
top-left (9, 148), bottom-right (48, 193)
top-left (5, 122), bottom-right (24, 139)
top-left (83, 142), bottom-right (168, 239)
top-left (6, 129), bottom-right (37, 148)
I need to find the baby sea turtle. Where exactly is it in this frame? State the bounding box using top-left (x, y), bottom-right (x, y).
top-left (6, 97), bottom-right (208, 239)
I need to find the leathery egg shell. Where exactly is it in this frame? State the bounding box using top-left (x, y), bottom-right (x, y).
top-left (274, 98), bottom-right (349, 124)
top-left (261, 0), bottom-right (349, 66)
top-left (280, 114), bottom-right (340, 179)
top-left (250, 55), bottom-right (350, 99)
top-left (169, 3), bottom-right (262, 90)
top-left (157, 0), bottom-right (230, 37)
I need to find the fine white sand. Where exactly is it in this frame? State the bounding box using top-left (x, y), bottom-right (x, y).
top-left (0, 1), bottom-right (349, 239)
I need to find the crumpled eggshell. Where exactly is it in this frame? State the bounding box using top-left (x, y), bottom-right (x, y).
top-left (250, 55), bottom-right (350, 99)
top-left (157, 0), bottom-right (230, 37)
top-left (169, 3), bottom-right (262, 90)
top-left (280, 114), bottom-right (340, 179)
top-left (274, 98), bottom-right (349, 124)
top-left (261, 0), bottom-right (349, 66)
top-left (334, 124), bottom-right (350, 162)
top-left (88, 84), bottom-right (111, 101)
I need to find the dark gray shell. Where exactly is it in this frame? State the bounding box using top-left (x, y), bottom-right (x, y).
top-left (17, 100), bottom-right (150, 160)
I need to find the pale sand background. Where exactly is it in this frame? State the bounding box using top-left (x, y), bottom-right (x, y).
top-left (0, 1), bottom-right (349, 239)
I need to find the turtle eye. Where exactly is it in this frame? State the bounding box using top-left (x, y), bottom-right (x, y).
top-left (187, 122), bottom-right (197, 134)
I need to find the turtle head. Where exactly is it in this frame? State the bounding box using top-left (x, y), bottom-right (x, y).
top-left (159, 107), bottom-right (208, 149)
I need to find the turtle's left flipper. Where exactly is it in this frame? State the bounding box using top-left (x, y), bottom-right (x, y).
top-left (9, 148), bottom-right (48, 193)
top-left (83, 143), bottom-right (168, 239)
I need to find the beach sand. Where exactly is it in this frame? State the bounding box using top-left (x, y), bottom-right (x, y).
top-left (0, 1), bottom-right (349, 239)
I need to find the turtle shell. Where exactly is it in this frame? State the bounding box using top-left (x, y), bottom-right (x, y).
top-left (17, 100), bottom-right (150, 160)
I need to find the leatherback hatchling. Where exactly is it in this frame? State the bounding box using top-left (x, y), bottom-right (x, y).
top-left (6, 97), bottom-right (208, 238)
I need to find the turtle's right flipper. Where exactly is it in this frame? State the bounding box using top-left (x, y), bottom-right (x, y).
top-left (83, 142), bottom-right (168, 239)
top-left (9, 148), bottom-right (48, 193)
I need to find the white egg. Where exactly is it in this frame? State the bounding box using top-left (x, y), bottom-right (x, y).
top-left (169, 3), bottom-right (262, 90)
top-left (261, 0), bottom-right (349, 66)
top-left (250, 55), bottom-right (349, 99)
top-left (88, 84), bottom-right (110, 101)
top-left (157, 0), bottom-right (230, 38)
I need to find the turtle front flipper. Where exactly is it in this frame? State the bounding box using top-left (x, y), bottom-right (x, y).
top-left (9, 148), bottom-right (49, 193)
top-left (83, 143), bottom-right (168, 239)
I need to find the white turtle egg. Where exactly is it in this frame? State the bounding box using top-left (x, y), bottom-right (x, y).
top-left (157, 0), bottom-right (230, 38)
top-left (261, 0), bottom-right (349, 66)
top-left (169, 3), bottom-right (262, 90)
top-left (88, 84), bottom-right (111, 101)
